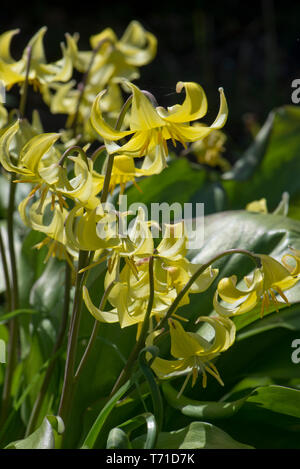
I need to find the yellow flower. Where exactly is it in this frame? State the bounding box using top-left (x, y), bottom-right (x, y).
top-left (69, 21), bottom-right (157, 84)
top-left (83, 259), bottom-right (177, 329)
top-left (0, 120), bottom-right (100, 210)
top-left (97, 147), bottom-right (166, 195)
top-left (246, 198), bottom-right (268, 213)
top-left (259, 254), bottom-right (299, 314)
top-left (281, 247), bottom-right (300, 277)
top-left (82, 219), bottom-right (218, 331)
top-left (214, 254), bottom-right (300, 318)
top-left (64, 202), bottom-right (121, 252)
top-left (18, 196), bottom-right (76, 266)
top-left (0, 27), bottom-right (73, 90)
top-left (190, 128), bottom-right (230, 171)
top-left (91, 80), bottom-right (228, 162)
top-left (42, 81), bottom-right (124, 142)
top-left (149, 316), bottom-right (235, 396)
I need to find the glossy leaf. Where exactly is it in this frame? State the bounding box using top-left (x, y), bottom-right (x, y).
top-left (5, 415), bottom-right (64, 449)
top-left (132, 421), bottom-right (253, 449)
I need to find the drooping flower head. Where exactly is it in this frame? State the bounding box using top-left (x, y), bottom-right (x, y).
top-left (214, 254), bottom-right (300, 318)
top-left (149, 316), bottom-right (236, 397)
top-left (0, 27), bottom-right (73, 90)
top-left (90, 80), bottom-right (228, 166)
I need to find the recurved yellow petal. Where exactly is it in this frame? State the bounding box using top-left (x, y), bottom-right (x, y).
top-left (82, 285), bottom-right (119, 324)
top-left (259, 254), bottom-right (299, 291)
top-left (118, 21), bottom-right (157, 66)
top-left (20, 132), bottom-right (61, 174)
top-left (158, 81), bottom-right (208, 123)
top-left (126, 82), bottom-right (164, 131)
top-left (0, 29), bottom-right (20, 63)
top-left (156, 222), bottom-right (187, 261)
top-left (0, 120), bottom-right (31, 174)
top-left (91, 90), bottom-right (133, 141)
top-left (169, 319), bottom-right (207, 359)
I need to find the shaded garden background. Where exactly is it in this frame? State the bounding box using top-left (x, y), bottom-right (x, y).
top-left (1, 0), bottom-right (300, 153)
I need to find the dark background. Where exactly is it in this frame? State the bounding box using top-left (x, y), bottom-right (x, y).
top-left (2, 0), bottom-right (300, 150)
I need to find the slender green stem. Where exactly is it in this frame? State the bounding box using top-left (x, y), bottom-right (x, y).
top-left (58, 145), bottom-right (88, 167)
top-left (114, 94), bottom-right (133, 132)
top-left (91, 144), bottom-right (106, 162)
top-left (74, 280), bottom-right (115, 381)
top-left (0, 174), bottom-right (20, 425)
top-left (100, 95), bottom-right (133, 204)
top-left (58, 250), bottom-right (89, 424)
top-left (72, 38), bottom-right (113, 135)
top-left (0, 46), bottom-right (32, 420)
top-left (155, 248), bottom-right (261, 331)
top-left (19, 46), bottom-right (32, 118)
top-left (7, 174), bottom-right (19, 310)
top-left (114, 91), bottom-right (156, 132)
top-left (100, 154), bottom-right (115, 204)
top-left (25, 263), bottom-right (72, 436)
top-left (110, 256), bottom-right (154, 396)
top-left (0, 228), bottom-right (12, 311)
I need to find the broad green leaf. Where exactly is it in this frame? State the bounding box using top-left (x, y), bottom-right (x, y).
top-left (162, 382), bottom-right (246, 420)
top-left (132, 421), bottom-right (253, 449)
top-left (125, 105), bottom-right (300, 214)
top-left (186, 210), bottom-right (300, 327)
top-left (237, 303), bottom-right (300, 340)
top-left (18, 230), bottom-right (48, 307)
top-left (222, 109), bottom-right (275, 181)
top-left (29, 257), bottom-right (65, 317)
top-left (126, 157), bottom-right (226, 215)
top-left (245, 385), bottom-right (300, 419)
top-left (5, 415), bottom-right (64, 449)
top-left (224, 106), bottom-right (300, 211)
top-left (163, 381), bottom-right (300, 430)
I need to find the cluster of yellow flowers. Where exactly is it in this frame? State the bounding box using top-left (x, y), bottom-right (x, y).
top-left (0, 22), bottom-right (299, 396)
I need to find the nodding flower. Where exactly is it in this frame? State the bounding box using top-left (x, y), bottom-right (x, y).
top-left (148, 316), bottom-right (235, 398)
top-left (214, 254), bottom-right (300, 318)
top-left (90, 80), bottom-right (228, 167)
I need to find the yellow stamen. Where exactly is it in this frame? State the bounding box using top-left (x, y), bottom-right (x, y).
top-left (205, 364), bottom-right (224, 386)
top-left (170, 126), bottom-right (188, 149)
top-left (269, 289), bottom-right (280, 313)
top-left (33, 237), bottom-right (50, 250)
top-left (202, 369), bottom-right (207, 388)
top-left (44, 241), bottom-right (56, 264)
top-left (79, 254), bottom-right (109, 273)
top-left (139, 135), bottom-right (150, 157)
top-left (125, 256), bottom-right (139, 280)
top-left (167, 128), bottom-right (177, 147)
top-left (275, 286), bottom-right (290, 305)
top-left (177, 370), bottom-right (193, 399)
top-left (28, 184), bottom-right (41, 198)
top-left (51, 193), bottom-right (55, 211)
top-left (133, 179), bottom-right (143, 193)
top-left (191, 361), bottom-right (198, 387)
top-left (171, 313), bottom-right (189, 322)
top-left (36, 187), bottom-right (48, 214)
